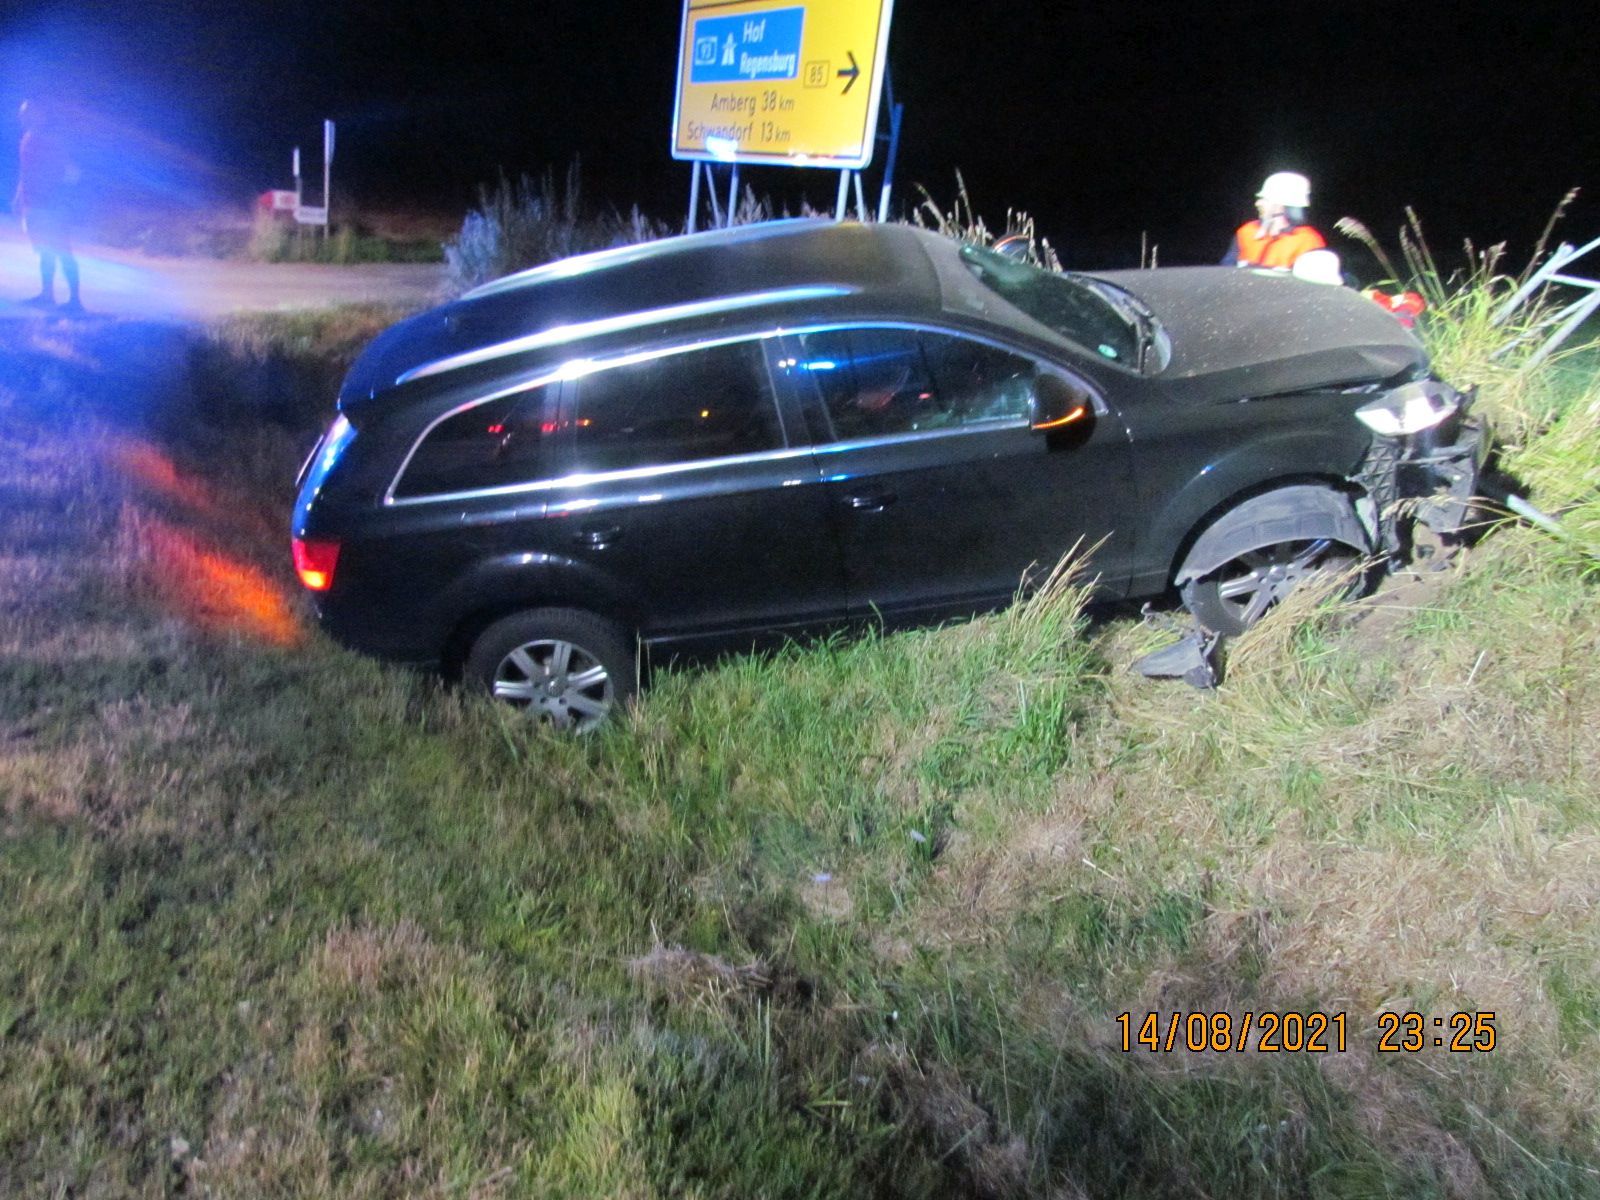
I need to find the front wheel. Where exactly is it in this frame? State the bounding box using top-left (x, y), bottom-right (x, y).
top-left (1180, 537), bottom-right (1361, 636)
top-left (464, 608), bottom-right (635, 732)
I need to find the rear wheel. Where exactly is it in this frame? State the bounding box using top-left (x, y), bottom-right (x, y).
top-left (465, 608), bottom-right (635, 732)
top-left (1181, 537), bottom-right (1361, 636)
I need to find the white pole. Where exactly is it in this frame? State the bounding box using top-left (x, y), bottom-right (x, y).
top-left (834, 170), bottom-right (849, 221)
top-left (853, 172), bottom-right (867, 222)
top-left (707, 164), bottom-right (724, 228)
top-left (687, 162), bottom-right (702, 233)
top-left (727, 164), bottom-right (739, 228)
top-left (323, 119), bottom-right (335, 241)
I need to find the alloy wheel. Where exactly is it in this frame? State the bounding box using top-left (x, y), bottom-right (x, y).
top-left (491, 638), bottom-right (615, 731)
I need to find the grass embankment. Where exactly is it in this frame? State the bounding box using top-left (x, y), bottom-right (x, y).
top-left (2, 290), bottom-right (1599, 1197)
top-left (247, 216), bottom-right (447, 266)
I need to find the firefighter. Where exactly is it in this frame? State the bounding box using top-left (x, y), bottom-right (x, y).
top-left (1223, 171), bottom-right (1327, 272)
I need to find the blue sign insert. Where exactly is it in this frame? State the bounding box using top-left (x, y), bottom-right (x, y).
top-left (689, 8), bottom-right (805, 84)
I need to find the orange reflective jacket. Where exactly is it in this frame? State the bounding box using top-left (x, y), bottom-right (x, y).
top-left (1233, 221), bottom-right (1326, 269)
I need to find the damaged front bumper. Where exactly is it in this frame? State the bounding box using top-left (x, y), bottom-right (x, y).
top-left (1406, 415), bottom-right (1491, 535)
top-left (1140, 381), bottom-right (1492, 690)
top-left (1350, 384), bottom-right (1491, 556)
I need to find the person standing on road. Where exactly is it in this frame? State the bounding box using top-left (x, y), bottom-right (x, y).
top-left (12, 99), bottom-right (83, 314)
top-left (1222, 171), bottom-right (1330, 274)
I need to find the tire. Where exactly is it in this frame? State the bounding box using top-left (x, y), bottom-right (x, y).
top-left (1180, 537), bottom-right (1363, 636)
top-left (464, 608), bottom-right (635, 732)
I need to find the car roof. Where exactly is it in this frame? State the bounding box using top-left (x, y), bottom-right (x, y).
top-left (460, 217), bottom-right (917, 303)
top-left (341, 220), bottom-right (968, 410)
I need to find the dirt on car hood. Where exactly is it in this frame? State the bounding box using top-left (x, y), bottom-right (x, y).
top-left (1090, 266), bottom-right (1427, 392)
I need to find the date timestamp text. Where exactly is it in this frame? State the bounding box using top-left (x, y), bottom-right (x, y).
top-left (1116, 1011), bottom-right (1497, 1054)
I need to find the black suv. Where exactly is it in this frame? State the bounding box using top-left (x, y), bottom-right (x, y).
top-left (292, 220), bottom-right (1486, 728)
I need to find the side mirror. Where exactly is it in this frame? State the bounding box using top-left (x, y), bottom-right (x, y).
top-left (1030, 373), bottom-right (1092, 433)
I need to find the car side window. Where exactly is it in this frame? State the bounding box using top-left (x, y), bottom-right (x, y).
top-left (393, 387), bottom-right (549, 499)
top-left (569, 340), bottom-right (784, 474)
top-left (920, 331), bottom-right (1038, 425)
top-left (793, 328), bottom-right (1037, 442)
top-left (795, 327), bottom-right (948, 440)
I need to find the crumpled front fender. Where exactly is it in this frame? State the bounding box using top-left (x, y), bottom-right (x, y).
top-left (1175, 484), bottom-right (1372, 584)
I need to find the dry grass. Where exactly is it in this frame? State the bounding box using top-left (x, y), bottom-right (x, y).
top-left (1084, 530), bottom-right (1600, 1129)
top-left (628, 943), bottom-right (772, 1007)
top-left (114, 500), bottom-right (305, 647)
top-left (862, 1041), bottom-right (1041, 1199)
top-left (912, 171), bottom-right (1063, 271)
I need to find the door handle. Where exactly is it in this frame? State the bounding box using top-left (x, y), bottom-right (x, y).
top-left (843, 491), bottom-right (896, 513)
top-left (574, 525), bottom-right (622, 549)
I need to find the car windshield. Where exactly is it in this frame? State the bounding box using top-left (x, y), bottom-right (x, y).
top-left (959, 244), bottom-right (1142, 369)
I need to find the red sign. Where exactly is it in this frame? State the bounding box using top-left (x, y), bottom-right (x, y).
top-left (256, 189), bottom-right (298, 212)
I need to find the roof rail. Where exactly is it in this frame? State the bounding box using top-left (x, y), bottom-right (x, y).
top-left (461, 217), bottom-right (836, 301)
top-left (399, 284), bottom-right (855, 384)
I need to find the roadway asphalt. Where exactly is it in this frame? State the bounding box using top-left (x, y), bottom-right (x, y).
top-left (0, 224), bottom-right (446, 321)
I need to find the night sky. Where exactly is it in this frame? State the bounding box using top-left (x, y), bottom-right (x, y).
top-left (3, 1), bottom-right (1598, 269)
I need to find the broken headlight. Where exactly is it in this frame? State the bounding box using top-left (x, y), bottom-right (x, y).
top-left (1354, 380), bottom-right (1461, 437)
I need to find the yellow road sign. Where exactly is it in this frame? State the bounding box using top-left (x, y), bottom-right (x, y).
top-left (672, 0), bottom-right (895, 169)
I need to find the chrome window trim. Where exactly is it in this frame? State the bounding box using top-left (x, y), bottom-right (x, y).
top-left (295, 430), bottom-right (326, 490)
top-left (384, 321), bottom-right (1103, 508)
top-left (388, 444), bottom-right (819, 508)
top-left (388, 422), bottom-right (1030, 510)
top-left (396, 285), bottom-right (855, 384)
top-left (386, 330), bottom-right (791, 507)
top-left (777, 319), bottom-right (1111, 418)
top-left (551, 327), bottom-right (782, 382)
top-left (543, 443), bottom-right (817, 494)
top-left (810, 419), bottom-right (1030, 458)
top-left (300, 414), bottom-right (356, 493)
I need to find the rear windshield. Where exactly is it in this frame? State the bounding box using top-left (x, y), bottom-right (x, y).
top-left (959, 244), bottom-right (1139, 367)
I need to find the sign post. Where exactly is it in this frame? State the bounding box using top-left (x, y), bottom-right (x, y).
top-left (323, 119), bottom-right (335, 241)
top-left (672, 0), bottom-right (895, 223)
top-left (294, 121), bottom-right (334, 232)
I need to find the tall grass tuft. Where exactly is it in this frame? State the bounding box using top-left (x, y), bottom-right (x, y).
top-left (246, 207), bottom-right (291, 262)
top-left (443, 162), bottom-right (674, 295)
top-left (246, 208), bottom-right (444, 266)
top-left (1346, 199), bottom-right (1600, 573)
top-left (1335, 197), bottom-right (1585, 448)
top-left (912, 171), bottom-right (1062, 271)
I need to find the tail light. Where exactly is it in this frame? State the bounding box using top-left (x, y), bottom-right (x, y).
top-left (292, 536), bottom-right (341, 591)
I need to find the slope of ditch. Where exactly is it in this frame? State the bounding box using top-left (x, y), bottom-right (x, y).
top-left (3, 309), bottom-right (1599, 1198)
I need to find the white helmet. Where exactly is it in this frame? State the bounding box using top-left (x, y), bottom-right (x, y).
top-left (1257, 171), bottom-right (1311, 209)
top-left (1291, 248), bottom-right (1344, 286)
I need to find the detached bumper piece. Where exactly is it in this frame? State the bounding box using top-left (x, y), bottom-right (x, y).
top-left (1134, 628), bottom-right (1222, 689)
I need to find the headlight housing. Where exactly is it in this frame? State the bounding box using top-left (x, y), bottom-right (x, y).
top-left (1355, 380), bottom-right (1461, 437)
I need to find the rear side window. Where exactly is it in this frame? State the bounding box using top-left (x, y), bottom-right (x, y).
top-left (393, 387), bottom-right (549, 500)
top-left (792, 328), bottom-right (1037, 440)
top-left (569, 340), bottom-right (783, 474)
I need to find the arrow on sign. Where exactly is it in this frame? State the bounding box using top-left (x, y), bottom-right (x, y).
top-left (837, 51), bottom-right (860, 94)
